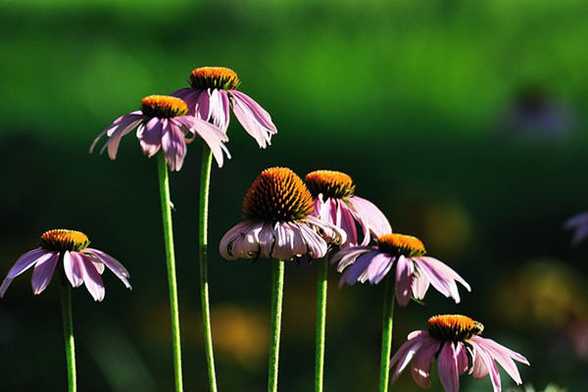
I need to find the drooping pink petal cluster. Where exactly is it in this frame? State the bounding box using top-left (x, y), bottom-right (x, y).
top-left (332, 233), bottom-right (470, 306)
top-left (305, 170), bottom-right (391, 247)
top-left (0, 229), bottom-right (131, 302)
top-left (173, 66), bottom-right (277, 148)
top-left (565, 211), bottom-right (588, 245)
top-left (219, 167), bottom-right (345, 262)
top-left (91, 95), bottom-right (230, 171)
top-left (391, 315), bottom-right (529, 392)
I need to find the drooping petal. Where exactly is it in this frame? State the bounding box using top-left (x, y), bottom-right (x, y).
top-left (305, 215), bottom-right (346, 247)
top-left (63, 251), bottom-right (84, 287)
top-left (415, 256), bottom-right (471, 303)
top-left (80, 257), bottom-right (105, 302)
top-left (339, 200), bottom-right (360, 246)
top-left (395, 256), bottom-right (415, 306)
top-left (180, 116), bottom-right (231, 168)
top-left (0, 249), bottom-right (55, 297)
top-left (390, 334), bottom-right (427, 380)
top-left (161, 121), bottom-right (187, 171)
top-left (437, 343), bottom-right (460, 392)
top-left (209, 89), bottom-right (230, 131)
top-left (84, 248), bottom-right (131, 289)
top-left (195, 89), bottom-right (211, 120)
top-left (31, 253), bottom-right (59, 295)
top-left (93, 113), bottom-right (143, 160)
top-left (330, 246), bottom-right (373, 271)
top-left (470, 336), bottom-right (528, 385)
top-left (409, 337), bottom-right (440, 388)
top-left (348, 196), bottom-right (391, 242)
top-left (137, 117), bottom-right (163, 157)
top-left (474, 343), bottom-right (502, 392)
top-left (230, 90), bottom-right (277, 133)
top-left (411, 265), bottom-right (431, 300)
top-left (230, 90), bottom-right (275, 148)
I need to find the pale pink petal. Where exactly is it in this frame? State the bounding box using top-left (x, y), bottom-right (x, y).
top-left (219, 221), bottom-right (264, 260)
top-left (230, 90), bottom-right (277, 133)
top-left (137, 117), bottom-right (163, 157)
top-left (230, 91), bottom-right (274, 148)
top-left (186, 116), bottom-right (232, 168)
top-left (63, 251), bottom-right (84, 287)
top-left (474, 344), bottom-right (502, 392)
top-left (390, 334), bottom-right (426, 377)
top-left (98, 114), bottom-right (143, 159)
top-left (31, 253), bottom-right (59, 295)
top-left (84, 249), bottom-right (131, 289)
top-left (0, 249), bottom-right (56, 297)
top-left (395, 256), bottom-right (415, 305)
top-left (437, 343), bottom-right (459, 392)
top-left (348, 196), bottom-right (391, 240)
top-left (330, 246), bottom-right (372, 271)
top-left (415, 256), bottom-right (470, 303)
top-left (409, 337), bottom-right (440, 387)
top-left (161, 122), bottom-right (187, 171)
top-left (411, 267), bottom-right (431, 300)
top-left (80, 257), bottom-right (105, 302)
top-left (209, 89), bottom-right (230, 131)
top-left (470, 336), bottom-right (528, 385)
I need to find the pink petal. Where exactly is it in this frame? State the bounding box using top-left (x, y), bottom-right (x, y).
top-left (63, 251), bottom-right (84, 287)
top-left (409, 337), bottom-right (439, 388)
top-left (80, 257), bottom-right (105, 301)
top-left (394, 256), bottom-right (414, 306)
top-left (230, 90), bottom-right (277, 133)
top-left (84, 249), bottom-right (131, 289)
top-left (0, 249), bottom-right (55, 297)
top-left (348, 196), bottom-right (391, 239)
top-left (161, 122), bottom-right (187, 171)
top-left (230, 91), bottom-right (274, 148)
top-left (31, 253), bottom-right (59, 295)
top-left (474, 344), bottom-right (502, 392)
top-left (138, 117), bottom-right (163, 157)
top-left (437, 343), bottom-right (460, 392)
top-left (471, 336), bottom-right (528, 385)
top-left (187, 116), bottom-right (231, 168)
top-left (209, 89), bottom-right (230, 131)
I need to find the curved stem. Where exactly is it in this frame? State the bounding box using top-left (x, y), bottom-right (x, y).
top-left (60, 280), bottom-right (77, 392)
top-left (314, 260), bottom-right (328, 392)
top-left (157, 154), bottom-right (184, 392)
top-left (268, 260), bottom-right (285, 392)
top-left (379, 274), bottom-right (395, 392)
top-left (198, 145), bottom-right (218, 392)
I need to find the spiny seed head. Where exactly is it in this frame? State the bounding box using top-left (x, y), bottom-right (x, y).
top-left (427, 314), bottom-right (484, 342)
top-left (141, 95), bottom-right (188, 118)
top-left (377, 233), bottom-right (426, 257)
top-left (305, 170), bottom-right (355, 199)
top-left (242, 167), bottom-right (314, 223)
top-left (40, 229), bottom-right (90, 252)
top-left (189, 66), bottom-right (241, 90)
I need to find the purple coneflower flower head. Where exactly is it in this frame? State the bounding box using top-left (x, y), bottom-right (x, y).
top-left (0, 229), bottom-right (131, 302)
top-left (305, 170), bottom-right (391, 246)
top-left (564, 211), bottom-right (588, 245)
top-left (219, 167), bottom-right (345, 261)
top-left (332, 233), bottom-right (470, 306)
top-left (173, 66), bottom-right (277, 148)
top-left (91, 95), bottom-right (230, 171)
top-left (391, 314), bottom-right (529, 392)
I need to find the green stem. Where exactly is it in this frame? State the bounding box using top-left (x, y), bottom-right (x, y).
top-left (60, 280), bottom-right (77, 392)
top-left (268, 260), bottom-right (285, 392)
top-left (198, 145), bottom-right (218, 392)
top-left (379, 275), bottom-right (395, 392)
top-left (157, 154), bottom-right (184, 392)
top-left (314, 260), bottom-right (328, 392)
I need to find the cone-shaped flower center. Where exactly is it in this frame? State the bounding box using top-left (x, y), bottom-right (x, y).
top-left (427, 314), bottom-right (484, 342)
top-left (305, 170), bottom-right (355, 199)
top-left (242, 167), bottom-right (314, 222)
top-left (190, 66), bottom-right (241, 90)
top-left (377, 233), bottom-right (426, 257)
top-left (40, 229), bottom-right (90, 252)
top-left (141, 95), bottom-right (188, 118)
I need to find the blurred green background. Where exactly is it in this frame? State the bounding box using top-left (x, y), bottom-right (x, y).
top-left (1, 0), bottom-right (587, 390)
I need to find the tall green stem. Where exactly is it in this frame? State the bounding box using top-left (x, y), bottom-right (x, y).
top-left (268, 260), bottom-right (285, 392)
top-left (314, 260), bottom-right (328, 392)
top-left (157, 154), bottom-right (184, 392)
top-left (198, 145), bottom-right (218, 392)
top-left (60, 280), bottom-right (77, 392)
top-left (379, 275), bottom-right (395, 392)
